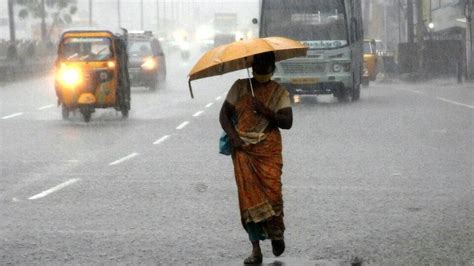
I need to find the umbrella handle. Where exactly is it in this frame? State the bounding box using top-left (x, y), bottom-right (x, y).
top-left (188, 79), bottom-right (194, 99)
top-left (245, 61), bottom-right (255, 97)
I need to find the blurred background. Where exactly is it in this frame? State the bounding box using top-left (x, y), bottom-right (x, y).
top-left (0, 0), bottom-right (472, 82)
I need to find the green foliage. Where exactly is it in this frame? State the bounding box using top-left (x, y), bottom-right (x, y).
top-left (16, 0), bottom-right (77, 26)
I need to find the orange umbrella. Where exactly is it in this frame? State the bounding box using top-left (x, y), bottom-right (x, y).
top-left (187, 36), bottom-right (308, 98)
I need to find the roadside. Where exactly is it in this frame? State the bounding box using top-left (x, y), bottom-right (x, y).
top-left (0, 58), bottom-right (55, 85)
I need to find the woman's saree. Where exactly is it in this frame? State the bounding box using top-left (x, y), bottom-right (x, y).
top-left (229, 79), bottom-right (289, 240)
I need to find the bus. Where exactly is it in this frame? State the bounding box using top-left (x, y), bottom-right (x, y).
top-left (213, 13), bottom-right (238, 46)
top-left (259, 0), bottom-right (364, 101)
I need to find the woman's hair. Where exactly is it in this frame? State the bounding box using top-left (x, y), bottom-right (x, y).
top-left (253, 51), bottom-right (276, 73)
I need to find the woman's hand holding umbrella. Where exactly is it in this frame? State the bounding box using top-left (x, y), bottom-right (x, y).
top-left (252, 98), bottom-right (275, 121)
top-left (253, 98), bottom-right (293, 129)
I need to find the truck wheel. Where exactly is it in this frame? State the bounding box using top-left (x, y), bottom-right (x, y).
top-left (352, 82), bottom-right (361, 101)
top-left (362, 77), bottom-right (369, 87)
top-left (61, 105), bottom-right (70, 119)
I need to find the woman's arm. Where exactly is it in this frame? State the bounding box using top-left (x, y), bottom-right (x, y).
top-left (252, 98), bottom-right (293, 129)
top-left (219, 101), bottom-right (246, 148)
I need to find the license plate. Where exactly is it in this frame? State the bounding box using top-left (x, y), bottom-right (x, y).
top-left (291, 78), bottom-right (319, 85)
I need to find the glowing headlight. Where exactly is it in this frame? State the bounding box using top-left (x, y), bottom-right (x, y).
top-left (332, 63), bottom-right (342, 72)
top-left (58, 68), bottom-right (82, 87)
top-left (141, 57), bottom-right (157, 70)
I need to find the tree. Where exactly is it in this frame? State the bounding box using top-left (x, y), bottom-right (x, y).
top-left (16, 0), bottom-right (77, 40)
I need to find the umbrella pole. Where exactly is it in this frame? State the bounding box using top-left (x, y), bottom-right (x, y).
top-left (245, 67), bottom-right (255, 97)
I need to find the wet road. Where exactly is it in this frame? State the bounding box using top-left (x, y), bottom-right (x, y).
top-left (1, 49), bottom-right (473, 265)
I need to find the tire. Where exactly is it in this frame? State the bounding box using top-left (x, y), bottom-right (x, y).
top-left (121, 105), bottom-right (129, 119)
top-left (336, 88), bottom-right (350, 102)
top-left (159, 68), bottom-right (166, 82)
top-left (352, 78), bottom-right (361, 101)
top-left (80, 106), bottom-right (92, 122)
top-left (82, 111), bottom-right (91, 122)
top-left (61, 105), bottom-right (70, 119)
top-left (362, 77), bottom-right (369, 87)
top-left (352, 86), bottom-right (360, 101)
top-left (161, 69), bottom-right (167, 81)
top-left (149, 80), bottom-right (157, 91)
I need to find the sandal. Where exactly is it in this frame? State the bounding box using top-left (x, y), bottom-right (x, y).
top-left (271, 239), bottom-right (285, 257)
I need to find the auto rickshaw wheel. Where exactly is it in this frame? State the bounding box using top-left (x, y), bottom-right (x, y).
top-left (80, 106), bottom-right (92, 122)
top-left (120, 106), bottom-right (129, 119)
top-left (61, 105), bottom-right (70, 119)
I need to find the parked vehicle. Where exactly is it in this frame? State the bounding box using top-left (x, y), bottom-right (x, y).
top-left (55, 30), bottom-right (131, 122)
top-left (363, 38), bottom-right (379, 86)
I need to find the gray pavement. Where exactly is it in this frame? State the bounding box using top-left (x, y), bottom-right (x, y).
top-left (0, 49), bottom-right (473, 264)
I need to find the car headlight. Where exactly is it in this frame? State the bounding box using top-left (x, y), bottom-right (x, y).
top-left (141, 57), bottom-right (157, 70)
top-left (332, 63), bottom-right (342, 72)
top-left (57, 67), bottom-right (82, 87)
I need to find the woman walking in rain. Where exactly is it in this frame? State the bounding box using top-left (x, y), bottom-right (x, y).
top-left (219, 51), bottom-right (293, 264)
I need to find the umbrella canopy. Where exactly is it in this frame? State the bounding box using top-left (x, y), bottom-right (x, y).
top-left (187, 36), bottom-right (308, 98)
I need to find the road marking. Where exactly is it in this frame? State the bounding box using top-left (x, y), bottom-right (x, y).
top-left (109, 152), bottom-right (139, 165)
top-left (436, 97), bottom-right (474, 109)
top-left (153, 135), bottom-right (170, 145)
top-left (2, 112), bottom-right (23, 120)
top-left (28, 178), bottom-right (80, 200)
top-left (193, 111), bottom-right (204, 117)
top-left (397, 88), bottom-right (473, 109)
top-left (176, 121), bottom-right (189, 129)
top-left (38, 104), bottom-right (55, 110)
top-left (411, 90), bottom-right (424, 95)
top-left (215, 96), bottom-right (222, 101)
top-left (205, 102), bottom-right (214, 108)
top-left (397, 87), bottom-right (424, 94)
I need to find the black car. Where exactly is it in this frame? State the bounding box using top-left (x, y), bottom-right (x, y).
top-left (127, 31), bottom-right (166, 91)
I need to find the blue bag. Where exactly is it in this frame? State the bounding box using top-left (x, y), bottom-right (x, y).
top-left (219, 132), bottom-right (232, 155)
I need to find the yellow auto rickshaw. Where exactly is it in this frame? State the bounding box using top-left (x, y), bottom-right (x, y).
top-left (55, 30), bottom-right (131, 122)
top-left (362, 38), bottom-right (378, 86)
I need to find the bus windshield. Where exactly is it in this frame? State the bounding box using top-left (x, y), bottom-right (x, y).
top-left (261, 0), bottom-right (348, 49)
